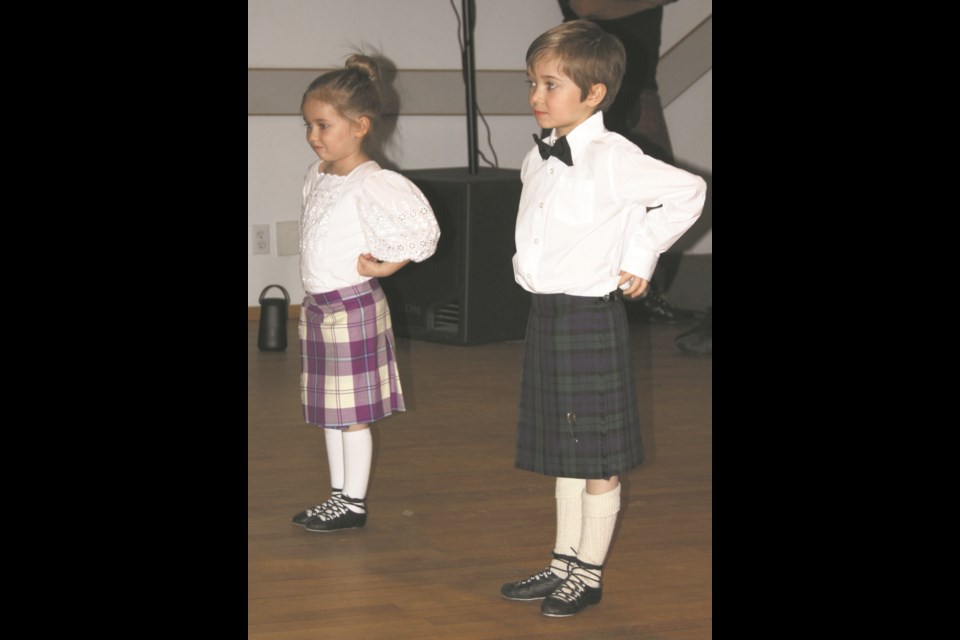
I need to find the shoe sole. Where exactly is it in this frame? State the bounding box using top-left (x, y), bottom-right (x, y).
top-left (501, 594), bottom-right (549, 601)
top-left (542, 610), bottom-right (584, 617)
top-left (304, 516), bottom-right (367, 532)
top-left (305, 524), bottom-right (365, 532)
top-left (541, 602), bottom-right (600, 617)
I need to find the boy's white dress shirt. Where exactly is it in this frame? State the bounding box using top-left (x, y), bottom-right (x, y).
top-left (513, 111), bottom-right (706, 297)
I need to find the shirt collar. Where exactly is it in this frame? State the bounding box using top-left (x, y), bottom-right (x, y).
top-left (548, 111), bottom-right (605, 162)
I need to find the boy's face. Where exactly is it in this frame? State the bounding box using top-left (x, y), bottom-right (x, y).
top-left (527, 55), bottom-right (604, 138)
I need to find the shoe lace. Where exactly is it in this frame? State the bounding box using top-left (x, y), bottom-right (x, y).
top-left (517, 567), bottom-right (556, 586)
top-left (550, 564), bottom-right (602, 604)
top-left (304, 494), bottom-right (339, 517)
top-left (311, 495), bottom-right (350, 521)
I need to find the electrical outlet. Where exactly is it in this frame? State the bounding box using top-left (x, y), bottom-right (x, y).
top-left (252, 224), bottom-right (269, 255)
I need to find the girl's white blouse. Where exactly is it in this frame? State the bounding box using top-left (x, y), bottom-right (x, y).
top-left (299, 160), bottom-right (441, 295)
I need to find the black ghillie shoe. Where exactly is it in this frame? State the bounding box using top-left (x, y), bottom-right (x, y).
top-left (501, 552), bottom-right (577, 601)
top-left (540, 560), bottom-right (603, 617)
top-left (291, 490), bottom-right (343, 526)
top-left (304, 495), bottom-right (367, 532)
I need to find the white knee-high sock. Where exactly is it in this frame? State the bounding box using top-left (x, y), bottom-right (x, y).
top-left (552, 477), bottom-right (586, 579)
top-left (341, 428), bottom-right (372, 512)
top-left (578, 484), bottom-right (621, 587)
top-left (323, 428), bottom-right (345, 493)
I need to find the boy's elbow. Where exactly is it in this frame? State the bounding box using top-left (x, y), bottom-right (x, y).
top-left (694, 175), bottom-right (707, 197)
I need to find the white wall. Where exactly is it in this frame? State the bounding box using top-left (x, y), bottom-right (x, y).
top-left (248, 0), bottom-right (712, 306)
top-left (248, 0), bottom-right (565, 70)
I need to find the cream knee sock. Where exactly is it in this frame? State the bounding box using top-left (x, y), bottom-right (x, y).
top-left (577, 484), bottom-right (621, 587)
top-left (552, 477), bottom-right (586, 579)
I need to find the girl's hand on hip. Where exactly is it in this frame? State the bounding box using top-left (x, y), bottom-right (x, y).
top-left (357, 253), bottom-right (410, 278)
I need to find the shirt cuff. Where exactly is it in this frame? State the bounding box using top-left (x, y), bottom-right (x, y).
top-left (621, 249), bottom-right (659, 282)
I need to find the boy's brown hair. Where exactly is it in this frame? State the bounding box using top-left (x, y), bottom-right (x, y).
top-left (525, 19), bottom-right (626, 113)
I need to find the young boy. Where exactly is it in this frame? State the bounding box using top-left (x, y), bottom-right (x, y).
top-left (501, 19), bottom-right (706, 617)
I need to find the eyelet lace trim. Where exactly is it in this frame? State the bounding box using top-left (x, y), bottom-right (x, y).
top-left (300, 174), bottom-right (347, 253)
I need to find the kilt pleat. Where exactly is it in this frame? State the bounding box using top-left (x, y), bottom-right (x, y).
top-left (516, 292), bottom-right (643, 479)
top-left (299, 279), bottom-right (405, 428)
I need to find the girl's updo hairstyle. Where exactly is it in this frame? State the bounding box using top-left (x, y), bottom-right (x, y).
top-left (301, 54), bottom-right (382, 131)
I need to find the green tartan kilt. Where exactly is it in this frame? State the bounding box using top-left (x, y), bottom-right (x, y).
top-left (515, 292), bottom-right (643, 479)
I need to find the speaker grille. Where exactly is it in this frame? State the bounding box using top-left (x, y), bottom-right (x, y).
top-left (384, 168), bottom-right (530, 345)
top-left (432, 301), bottom-right (460, 332)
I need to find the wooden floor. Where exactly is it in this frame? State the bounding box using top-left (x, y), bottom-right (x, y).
top-left (248, 315), bottom-right (712, 640)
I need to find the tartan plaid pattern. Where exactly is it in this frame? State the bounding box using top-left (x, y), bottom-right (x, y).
top-left (515, 293), bottom-right (643, 479)
top-left (299, 279), bottom-right (405, 428)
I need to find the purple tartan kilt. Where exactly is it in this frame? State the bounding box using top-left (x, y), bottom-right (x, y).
top-left (299, 278), bottom-right (405, 428)
top-left (516, 292), bottom-right (643, 479)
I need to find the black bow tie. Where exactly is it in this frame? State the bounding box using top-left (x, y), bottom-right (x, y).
top-left (534, 134), bottom-right (573, 166)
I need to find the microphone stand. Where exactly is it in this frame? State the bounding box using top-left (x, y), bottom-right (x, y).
top-left (462, 0), bottom-right (479, 174)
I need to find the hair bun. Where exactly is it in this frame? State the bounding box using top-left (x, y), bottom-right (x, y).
top-left (344, 54), bottom-right (379, 82)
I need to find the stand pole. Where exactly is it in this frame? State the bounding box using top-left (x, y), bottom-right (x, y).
top-left (462, 0), bottom-right (478, 174)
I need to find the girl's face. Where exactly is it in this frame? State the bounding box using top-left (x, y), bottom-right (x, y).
top-left (302, 98), bottom-right (368, 176)
top-left (527, 55), bottom-right (604, 138)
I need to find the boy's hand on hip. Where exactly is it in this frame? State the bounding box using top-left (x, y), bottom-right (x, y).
top-left (618, 271), bottom-right (649, 299)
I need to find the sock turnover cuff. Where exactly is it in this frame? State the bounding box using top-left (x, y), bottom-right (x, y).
top-left (584, 484), bottom-right (621, 518)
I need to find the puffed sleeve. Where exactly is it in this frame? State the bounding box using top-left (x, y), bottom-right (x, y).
top-left (358, 170), bottom-right (441, 263)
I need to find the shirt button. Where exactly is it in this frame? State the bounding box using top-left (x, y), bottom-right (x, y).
top-left (539, 202), bottom-right (543, 208)
top-left (533, 238), bottom-right (539, 244)
top-left (549, 168), bottom-right (554, 175)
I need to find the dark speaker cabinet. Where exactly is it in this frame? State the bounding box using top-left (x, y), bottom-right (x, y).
top-left (381, 167), bottom-right (531, 346)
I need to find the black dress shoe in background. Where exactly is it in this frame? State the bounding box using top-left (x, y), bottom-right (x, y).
top-left (638, 290), bottom-right (681, 322)
top-left (633, 287), bottom-right (698, 323)
top-left (674, 307), bottom-right (712, 355)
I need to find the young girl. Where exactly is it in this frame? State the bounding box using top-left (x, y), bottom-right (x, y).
top-left (290, 54), bottom-right (441, 533)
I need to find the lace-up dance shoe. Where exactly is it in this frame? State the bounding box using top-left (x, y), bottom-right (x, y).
top-left (501, 552), bottom-right (577, 601)
top-left (540, 560), bottom-right (603, 617)
top-left (292, 492), bottom-right (342, 526)
top-left (304, 495), bottom-right (367, 532)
